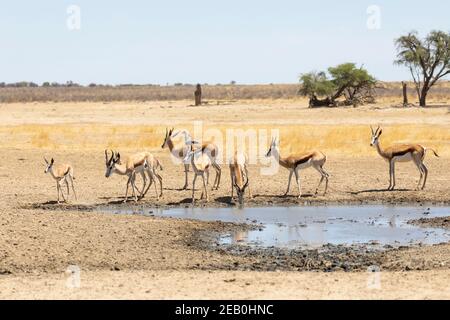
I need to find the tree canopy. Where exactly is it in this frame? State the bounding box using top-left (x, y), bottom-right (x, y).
top-left (299, 63), bottom-right (376, 107)
top-left (395, 30), bottom-right (450, 107)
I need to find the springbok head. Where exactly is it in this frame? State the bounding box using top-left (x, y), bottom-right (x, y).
top-left (161, 127), bottom-right (175, 149)
top-left (182, 140), bottom-right (200, 162)
top-left (234, 175), bottom-right (249, 205)
top-left (105, 150), bottom-right (120, 178)
top-left (44, 157), bottom-right (54, 174)
top-left (370, 126), bottom-right (383, 147)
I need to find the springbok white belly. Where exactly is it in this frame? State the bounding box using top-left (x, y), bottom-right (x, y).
top-left (393, 153), bottom-right (413, 163)
top-left (133, 164), bottom-right (146, 173)
top-left (296, 159), bottom-right (313, 169)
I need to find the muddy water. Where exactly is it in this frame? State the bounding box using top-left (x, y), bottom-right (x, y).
top-left (98, 205), bottom-right (450, 249)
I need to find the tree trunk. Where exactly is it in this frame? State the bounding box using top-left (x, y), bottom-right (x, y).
top-left (419, 86), bottom-right (428, 107)
top-left (194, 84), bottom-right (202, 106)
top-left (309, 95), bottom-right (333, 108)
top-left (402, 82), bottom-right (408, 106)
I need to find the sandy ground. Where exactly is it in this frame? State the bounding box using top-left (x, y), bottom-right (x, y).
top-left (1, 270), bottom-right (449, 300)
top-left (1, 99), bottom-right (449, 126)
top-left (0, 100), bottom-right (449, 299)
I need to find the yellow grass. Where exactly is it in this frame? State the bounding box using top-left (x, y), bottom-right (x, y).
top-left (2, 123), bottom-right (449, 157)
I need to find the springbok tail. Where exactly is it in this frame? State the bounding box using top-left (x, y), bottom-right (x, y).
top-left (425, 147), bottom-right (440, 158)
top-left (64, 167), bottom-right (75, 179)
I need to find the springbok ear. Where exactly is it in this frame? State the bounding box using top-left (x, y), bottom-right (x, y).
top-left (51, 158), bottom-right (54, 164)
top-left (378, 129), bottom-right (383, 136)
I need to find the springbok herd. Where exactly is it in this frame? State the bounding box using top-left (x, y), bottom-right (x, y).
top-left (44, 126), bottom-right (439, 205)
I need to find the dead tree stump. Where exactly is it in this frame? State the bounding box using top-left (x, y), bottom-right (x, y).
top-left (194, 84), bottom-right (202, 106)
top-left (402, 81), bottom-right (408, 106)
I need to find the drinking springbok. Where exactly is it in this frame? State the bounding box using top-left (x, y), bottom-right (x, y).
top-left (370, 126), bottom-right (439, 190)
top-left (265, 138), bottom-right (329, 197)
top-left (44, 157), bottom-right (77, 203)
top-left (104, 150), bottom-right (162, 202)
top-left (229, 151), bottom-right (252, 205)
top-left (161, 127), bottom-right (221, 190)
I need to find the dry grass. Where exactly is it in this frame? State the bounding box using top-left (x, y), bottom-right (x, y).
top-left (2, 123), bottom-right (449, 157)
top-left (0, 84), bottom-right (298, 103)
top-left (1, 81), bottom-right (449, 103)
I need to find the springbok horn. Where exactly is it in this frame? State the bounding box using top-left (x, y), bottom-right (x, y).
top-left (375, 126), bottom-right (381, 135)
top-left (243, 174), bottom-right (249, 189)
top-left (44, 157), bottom-right (49, 164)
top-left (370, 125), bottom-right (374, 135)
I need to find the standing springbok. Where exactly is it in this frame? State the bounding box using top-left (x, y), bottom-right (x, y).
top-left (44, 157), bottom-right (77, 203)
top-left (161, 127), bottom-right (221, 190)
top-left (370, 126), bottom-right (439, 190)
top-left (229, 152), bottom-right (252, 205)
top-left (104, 150), bottom-right (162, 202)
top-left (265, 138), bottom-right (329, 198)
top-left (183, 142), bottom-right (212, 203)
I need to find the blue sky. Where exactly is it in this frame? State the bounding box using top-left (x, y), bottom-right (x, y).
top-left (0, 0), bottom-right (449, 85)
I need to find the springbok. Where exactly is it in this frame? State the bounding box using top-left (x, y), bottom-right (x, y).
top-left (44, 157), bottom-right (77, 203)
top-left (265, 138), bottom-right (329, 198)
top-left (104, 150), bottom-right (163, 202)
top-left (370, 126), bottom-right (439, 190)
top-left (161, 127), bottom-right (221, 190)
top-left (183, 142), bottom-right (212, 203)
top-left (229, 152), bottom-right (252, 205)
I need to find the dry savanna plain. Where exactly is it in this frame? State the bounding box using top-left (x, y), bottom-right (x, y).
top-left (0, 88), bottom-right (449, 299)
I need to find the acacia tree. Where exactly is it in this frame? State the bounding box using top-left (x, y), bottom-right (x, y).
top-left (395, 31), bottom-right (450, 107)
top-left (299, 63), bottom-right (376, 107)
top-left (298, 71), bottom-right (335, 106)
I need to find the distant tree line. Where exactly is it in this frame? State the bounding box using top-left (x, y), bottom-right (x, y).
top-left (0, 82), bottom-right (233, 88)
top-left (0, 81), bottom-right (82, 88)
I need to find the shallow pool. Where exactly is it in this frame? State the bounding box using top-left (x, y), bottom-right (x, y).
top-left (97, 205), bottom-right (450, 249)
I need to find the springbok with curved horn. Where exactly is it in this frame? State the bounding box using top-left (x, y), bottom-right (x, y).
top-left (44, 157), bottom-right (77, 203)
top-left (265, 138), bottom-right (329, 198)
top-left (370, 126), bottom-right (439, 190)
top-left (161, 127), bottom-right (221, 190)
top-left (104, 150), bottom-right (162, 202)
top-left (229, 152), bottom-right (252, 205)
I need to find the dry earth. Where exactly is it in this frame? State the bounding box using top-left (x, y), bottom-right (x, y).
top-left (0, 100), bottom-right (449, 299)
top-left (1, 270), bottom-right (449, 300)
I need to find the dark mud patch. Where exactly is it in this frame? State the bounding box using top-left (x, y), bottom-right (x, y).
top-left (20, 202), bottom-right (97, 212)
top-left (409, 216), bottom-right (450, 230)
top-left (190, 227), bottom-right (450, 272)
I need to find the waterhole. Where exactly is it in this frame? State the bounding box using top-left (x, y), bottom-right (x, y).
top-left (97, 205), bottom-right (449, 249)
